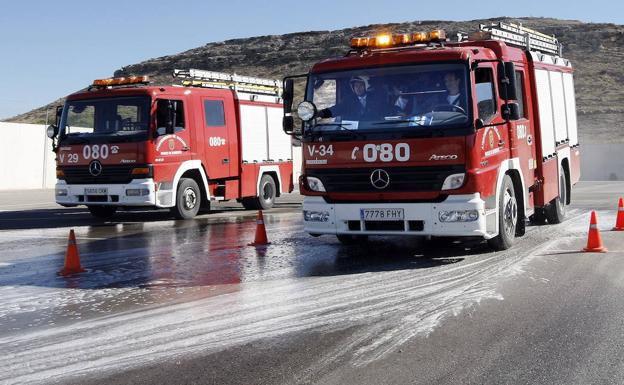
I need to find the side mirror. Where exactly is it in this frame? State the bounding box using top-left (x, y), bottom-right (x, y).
top-left (55, 105), bottom-right (63, 125)
top-left (502, 102), bottom-right (521, 121)
top-left (283, 116), bottom-right (294, 134)
top-left (166, 100), bottom-right (176, 135)
top-left (498, 61), bottom-right (518, 101)
top-left (282, 78), bottom-right (294, 113)
top-left (47, 124), bottom-right (58, 139)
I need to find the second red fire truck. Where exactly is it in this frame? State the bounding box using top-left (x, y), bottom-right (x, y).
top-left (48, 69), bottom-right (294, 219)
top-left (283, 22), bottom-right (580, 250)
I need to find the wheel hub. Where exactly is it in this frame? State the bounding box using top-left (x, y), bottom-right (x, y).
top-left (182, 187), bottom-right (197, 210)
top-left (262, 183), bottom-right (274, 202)
top-left (503, 189), bottom-right (518, 236)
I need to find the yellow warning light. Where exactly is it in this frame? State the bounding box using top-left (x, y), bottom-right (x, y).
top-left (412, 31), bottom-right (430, 43)
top-left (350, 37), bottom-right (370, 49)
top-left (374, 34), bottom-right (392, 47)
top-left (92, 76), bottom-right (150, 87)
top-left (392, 34), bottom-right (412, 45)
top-left (131, 167), bottom-right (151, 175)
top-left (429, 29), bottom-right (447, 42)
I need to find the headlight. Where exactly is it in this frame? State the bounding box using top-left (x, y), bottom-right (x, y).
top-left (441, 173), bottom-right (465, 190)
top-left (126, 188), bottom-right (150, 196)
top-left (305, 176), bottom-right (326, 192)
top-left (439, 210), bottom-right (479, 222)
top-left (55, 189), bottom-right (68, 197)
top-left (303, 210), bottom-right (330, 222)
top-left (297, 101), bottom-right (317, 122)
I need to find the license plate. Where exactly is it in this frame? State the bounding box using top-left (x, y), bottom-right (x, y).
top-left (360, 208), bottom-right (404, 221)
top-left (84, 187), bottom-right (108, 195)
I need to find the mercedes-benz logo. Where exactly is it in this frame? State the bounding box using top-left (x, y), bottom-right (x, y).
top-left (89, 160), bottom-right (103, 176)
top-left (370, 169), bottom-right (390, 190)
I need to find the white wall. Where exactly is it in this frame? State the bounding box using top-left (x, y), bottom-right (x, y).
top-left (580, 144), bottom-right (624, 181)
top-left (0, 122), bottom-right (56, 190)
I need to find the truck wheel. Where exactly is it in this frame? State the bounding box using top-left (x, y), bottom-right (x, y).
top-left (487, 175), bottom-right (517, 251)
top-left (171, 178), bottom-right (201, 219)
top-left (241, 174), bottom-right (276, 210)
top-left (88, 205), bottom-right (117, 219)
top-left (337, 234), bottom-right (368, 245)
top-left (545, 166), bottom-right (567, 224)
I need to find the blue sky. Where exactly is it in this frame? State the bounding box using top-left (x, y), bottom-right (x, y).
top-left (0, 0), bottom-right (622, 120)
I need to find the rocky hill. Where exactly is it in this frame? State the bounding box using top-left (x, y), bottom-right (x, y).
top-left (7, 17), bottom-right (624, 143)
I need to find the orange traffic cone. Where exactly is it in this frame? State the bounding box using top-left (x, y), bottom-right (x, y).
top-left (59, 229), bottom-right (86, 275)
top-left (613, 198), bottom-right (624, 231)
top-left (248, 211), bottom-right (270, 246)
top-left (583, 211), bottom-right (607, 253)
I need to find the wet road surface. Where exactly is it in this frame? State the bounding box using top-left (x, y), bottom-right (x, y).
top-left (1, 183), bottom-right (624, 384)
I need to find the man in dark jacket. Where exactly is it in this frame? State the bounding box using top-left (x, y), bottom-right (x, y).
top-left (442, 71), bottom-right (467, 113)
top-left (319, 76), bottom-right (383, 121)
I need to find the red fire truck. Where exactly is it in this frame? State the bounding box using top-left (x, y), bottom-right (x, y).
top-left (48, 69), bottom-right (293, 219)
top-left (283, 22), bottom-right (580, 250)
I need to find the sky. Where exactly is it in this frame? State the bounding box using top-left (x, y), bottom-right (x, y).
top-left (0, 0), bottom-right (622, 120)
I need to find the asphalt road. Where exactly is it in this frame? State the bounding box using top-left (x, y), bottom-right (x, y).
top-left (1, 182), bottom-right (623, 385)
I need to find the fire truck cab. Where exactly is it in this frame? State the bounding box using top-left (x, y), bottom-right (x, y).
top-left (48, 69), bottom-right (294, 219)
top-left (283, 22), bottom-right (580, 250)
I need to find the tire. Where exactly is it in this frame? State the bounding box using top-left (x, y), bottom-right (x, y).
top-left (487, 175), bottom-right (518, 251)
top-left (545, 166), bottom-right (567, 224)
top-left (336, 234), bottom-right (368, 245)
top-left (88, 205), bottom-right (117, 219)
top-left (241, 174), bottom-right (277, 210)
top-left (171, 178), bottom-right (201, 219)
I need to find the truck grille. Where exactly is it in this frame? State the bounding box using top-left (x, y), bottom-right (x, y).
top-left (61, 165), bottom-right (136, 184)
top-left (306, 165), bottom-right (465, 192)
top-left (307, 165), bottom-right (465, 193)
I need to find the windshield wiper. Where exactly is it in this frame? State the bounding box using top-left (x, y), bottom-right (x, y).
top-left (306, 122), bottom-right (364, 140)
top-left (372, 119), bottom-right (425, 126)
top-left (313, 122), bottom-right (358, 131)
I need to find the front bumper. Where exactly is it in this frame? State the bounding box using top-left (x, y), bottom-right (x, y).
top-left (302, 194), bottom-right (493, 238)
top-left (55, 179), bottom-right (156, 207)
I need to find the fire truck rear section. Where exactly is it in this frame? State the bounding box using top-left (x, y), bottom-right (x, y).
top-left (49, 69), bottom-right (293, 219)
top-left (283, 22), bottom-right (580, 250)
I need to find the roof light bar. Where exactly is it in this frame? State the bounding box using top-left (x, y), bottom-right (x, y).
top-left (92, 76), bottom-right (150, 87)
top-left (349, 30), bottom-right (447, 49)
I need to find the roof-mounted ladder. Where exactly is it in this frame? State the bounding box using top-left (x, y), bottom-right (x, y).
top-left (173, 68), bottom-right (281, 97)
top-left (476, 22), bottom-right (562, 56)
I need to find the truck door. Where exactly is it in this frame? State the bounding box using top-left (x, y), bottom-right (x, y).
top-left (154, 98), bottom-right (193, 176)
top-left (201, 97), bottom-right (236, 179)
top-left (507, 68), bottom-right (537, 200)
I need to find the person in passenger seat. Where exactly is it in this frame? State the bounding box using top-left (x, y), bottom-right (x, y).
top-left (318, 76), bottom-right (383, 121)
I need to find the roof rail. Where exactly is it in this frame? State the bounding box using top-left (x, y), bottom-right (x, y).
top-left (173, 69), bottom-right (281, 97)
top-left (474, 22), bottom-right (562, 56)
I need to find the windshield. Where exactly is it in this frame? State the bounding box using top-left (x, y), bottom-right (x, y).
top-left (60, 96), bottom-right (151, 143)
top-left (305, 63), bottom-right (471, 140)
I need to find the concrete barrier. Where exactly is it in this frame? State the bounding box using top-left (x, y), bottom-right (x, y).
top-left (0, 122), bottom-right (56, 190)
top-left (580, 144), bottom-right (624, 181)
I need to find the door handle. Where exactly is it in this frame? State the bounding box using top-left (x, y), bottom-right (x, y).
top-left (498, 140), bottom-right (505, 147)
top-left (222, 158), bottom-right (229, 164)
top-left (181, 146), bottom-right (190, 152)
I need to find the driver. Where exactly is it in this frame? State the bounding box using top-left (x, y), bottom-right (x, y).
top-left (443, 71), bottom-right (467, 112)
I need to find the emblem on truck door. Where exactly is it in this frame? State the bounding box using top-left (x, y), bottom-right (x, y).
top-left (370, 169), bottom-right (390, 189)
top-left (89, 160), bottom-right (103, 176)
